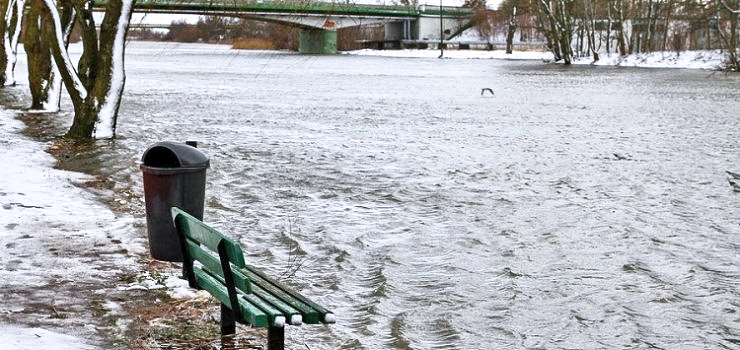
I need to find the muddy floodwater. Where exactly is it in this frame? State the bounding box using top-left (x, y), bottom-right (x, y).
top-left (54, 43), bottom-right (740, 348)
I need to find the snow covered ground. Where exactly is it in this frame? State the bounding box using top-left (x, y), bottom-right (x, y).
top-left (0, 104), bottom-right (148, 348)
top-left (0, 97), bottom-right (216, 348)
top-left (346, 47), bottom-right (730, 70)
top-left (0, 325), bottom-right (96, 350)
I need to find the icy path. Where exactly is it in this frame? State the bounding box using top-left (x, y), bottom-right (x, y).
top-left (0, 108), bottom-right (147, 348)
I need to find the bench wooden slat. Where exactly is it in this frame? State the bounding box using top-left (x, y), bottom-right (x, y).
top-left (240, 267), bottom-right (322, 324)
top-left (193, 267), bottom-right (268, 327)
top-left (249, 283), bottom-right (303, 325)
top-left (172, 208), bottom-right (246, 268)
top-left (185, 239), bottom-right (252, 294)
top-left (194, 263), bottom-right (286, 327)
top-left (241, 292), bottom-right (289, 327)
top-left (244, 265), bottom-right (335, 324)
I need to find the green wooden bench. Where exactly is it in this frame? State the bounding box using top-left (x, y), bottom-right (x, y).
top-left (170, 207), bottom-right (335, 350)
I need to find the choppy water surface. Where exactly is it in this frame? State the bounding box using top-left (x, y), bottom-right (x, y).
top-left (107, 43), bottom-right (738, 348)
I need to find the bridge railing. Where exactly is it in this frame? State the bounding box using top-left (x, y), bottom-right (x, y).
top-left (93, 0), bottom-right (472, 19)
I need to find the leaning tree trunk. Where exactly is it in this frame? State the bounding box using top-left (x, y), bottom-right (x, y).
top-left (25, 0), bottom-right (72, 110)
top-left (4, 0), bottom-right (25, 86)
top-left (40, 0), bottom-right (134, 139)
top-left (0, 0), bottom-right (8, 86)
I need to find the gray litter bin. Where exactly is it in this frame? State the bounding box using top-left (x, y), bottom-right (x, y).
top-left (140, 141), bottom-right (209, 261)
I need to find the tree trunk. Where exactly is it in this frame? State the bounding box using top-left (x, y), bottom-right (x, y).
top-left (26, 0), bottom-right (56, 110)
top-left (4, 0), bottom-right (25, 86)
top-left (716, 0), bottom-right (739, 70)
top-left (506, 6), bottom-right (517, 54)
top-left (606, 3), bottom-right (612, 54)
top-left (612, 0), bottom-right (628, 55)
top-left (645, 0), bottom-right (654, 52)
top-left (40, 0), bottom-right (134, 139)
top-left (0, 0), bottom-right (8, 87)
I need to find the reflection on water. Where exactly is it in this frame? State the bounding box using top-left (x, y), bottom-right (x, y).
top-left (56, 43), bottom-right (740, 348)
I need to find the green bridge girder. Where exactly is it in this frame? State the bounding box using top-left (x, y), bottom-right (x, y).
top-left (93, 0), bottom-right (474, 54)
top-left (93, 0), bottom-right (472, 19)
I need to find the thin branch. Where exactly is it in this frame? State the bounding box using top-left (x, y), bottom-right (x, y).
top-left (41, 0), bottom-right (88, 101)
top-left (718, 0), bottom-right (740, 14)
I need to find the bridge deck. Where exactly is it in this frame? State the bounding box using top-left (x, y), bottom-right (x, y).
top-left (93, 0), bottom-right (472, 19)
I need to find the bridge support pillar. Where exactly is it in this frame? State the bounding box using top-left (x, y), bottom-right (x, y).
top-left (299, 29), bottom-right (337, 54)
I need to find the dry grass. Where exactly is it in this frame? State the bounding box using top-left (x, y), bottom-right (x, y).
top-left (232, 39), bottom-right (277, 50)
top-left (122, 262), bottom-right (264, 350)
top-left (126, 294), bottom-right (264, 349)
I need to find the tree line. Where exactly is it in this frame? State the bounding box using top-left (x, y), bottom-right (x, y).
top-left (471, 0), bottom-right (739, 68)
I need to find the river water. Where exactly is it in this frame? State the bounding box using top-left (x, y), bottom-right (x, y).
top-left (54, 42), bottom-right (740, 348)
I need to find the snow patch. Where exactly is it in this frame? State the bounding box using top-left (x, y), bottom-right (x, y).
top-left (345, 47), bottom-right (726, 70)
top-left (118, 271), bottom-right (203, 299)
top-left (574, 50), bottom-right (727, 70)
top-left (345, 48), bottom-right (554, 61)
top-left (0, 106), bottom-right (146, 347)
top-left (0, 325), bottom-right (96, 350)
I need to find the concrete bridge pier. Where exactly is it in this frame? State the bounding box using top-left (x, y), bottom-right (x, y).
top-left (299, 28), bottom-right (337, 54)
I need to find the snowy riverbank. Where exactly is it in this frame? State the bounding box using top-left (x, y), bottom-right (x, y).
top-left (0, 91), bottom-right (231, 349)
top-left (345, 48), bottom-right (730, 70)
top-left (0, 101), bottom-right (153, 347)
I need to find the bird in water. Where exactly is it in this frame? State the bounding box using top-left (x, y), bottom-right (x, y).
top-left (727, 171), bottom-right (740, 192)
top-left (481, 88), bottom-right (494, 96)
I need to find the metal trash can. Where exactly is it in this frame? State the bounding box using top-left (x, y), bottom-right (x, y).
top-left (140, 141), bottom-right (209, 261)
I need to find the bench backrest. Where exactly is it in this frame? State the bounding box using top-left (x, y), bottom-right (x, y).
top-left (170, 207), bottom-right (335, 329)
top-left (171, 207), bottom-right (253, 320)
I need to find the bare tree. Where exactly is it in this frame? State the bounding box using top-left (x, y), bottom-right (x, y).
top-left (608, 0), bottom-right (630, 55)
top-left (536, 0), bottom-right (575, 63)
top-left (37, 0), bottom-right (134, 138)
top-left (717, 0), bottom-right (739, 69)
top-left (502, 0), bottom-right (519, 53)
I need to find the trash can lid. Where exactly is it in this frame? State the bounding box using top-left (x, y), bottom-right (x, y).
top-left (141, 141), bottom-right (210, 169)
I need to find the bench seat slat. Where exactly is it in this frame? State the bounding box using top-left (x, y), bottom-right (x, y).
top-left (172, 208), bottom-right (246, 268)
top-left (193, 267), bottom-right (268, 327)
top-left (239, 299), bottom-right (272, 328)
top-left (241, 292), bottom-right (288, 327)
top-left (240, 267), bottom-right (323, 324)
top-left (248, 283), bottom-right (303, 325)
top-left (195, 265), bottom-right (285, 327)
top-left (186, 239), bottom-right (252, 293)
top-left (245, 265), bottom-right (335, 324)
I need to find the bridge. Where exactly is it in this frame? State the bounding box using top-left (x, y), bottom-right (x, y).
top-left (94, 0), bottom-right (474, 53)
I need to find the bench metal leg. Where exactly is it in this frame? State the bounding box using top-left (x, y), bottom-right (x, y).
top-left (267, 326), bottom-right (284, 350)
top-left (221, 303), bottom-right (236, 335)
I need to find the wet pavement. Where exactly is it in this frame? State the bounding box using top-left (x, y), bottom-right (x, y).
top-left (0, 89), bottom-right (149, 348)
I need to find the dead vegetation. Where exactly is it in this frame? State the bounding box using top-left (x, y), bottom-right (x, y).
top-left (122, 265), bottom-right (264, 349)
top-left (232, 38), bottom-right (279, 50)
